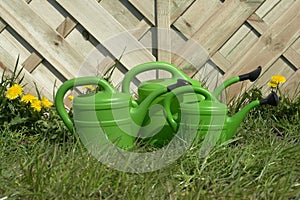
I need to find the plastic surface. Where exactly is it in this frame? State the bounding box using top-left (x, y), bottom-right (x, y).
top-left (122, 62), bottom-right (193, 94)
top-left (55, 77), bottom-right (116, 132)
top-left (55, 62), bottom-right (279, 148)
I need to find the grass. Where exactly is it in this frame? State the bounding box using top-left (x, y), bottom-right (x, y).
top-left (1, 91), bottom-right (300, 199)
top-left (1, 61), bottom-right (299, 199)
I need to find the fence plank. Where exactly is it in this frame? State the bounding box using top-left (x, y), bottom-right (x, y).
top-left (282, 70), bottom-right (300, 96)
top-left (173, 0), bottom-right (221, 38)
top-left (192, 0), bottom-right (265, 55)
top-left (157, 0), bottom-right (171, 77)
top-left (157, 0), bottom-right (171, 63)
top-left (0, 45), bottom-right (54, 99)
top-left (22, 52), bottom-right (43, 72)
top-left (100, 0), bottom-right (149, 31)
top-left (0, 0), bottom-right (86, 79)
top-left (170, 0), bottom-right (195, 23)
top-left (283, 48), bottom-right (300, 70)
top-left (223, 1), bottom-right (300, 98)
top-left (128, 0), bottom-right (155, 25)
top-left (56, 17), bottom-right (77, 38)
top-left (247, 13), bottom-right (268, 35)
top-left (99, 0), bottom-right (150, 39)
top-left (0, 19), bottom-right (6, 33)
top-left (57, 0), bottom-right (155, 71)
top-left (28, 0), bottom-right (65, 30)
top-left (226, 0), bottom-right (300, 78)
top-left (211, 52), bottom-right (231, 72)
top-left (255, 0), bottom-right (280, 19)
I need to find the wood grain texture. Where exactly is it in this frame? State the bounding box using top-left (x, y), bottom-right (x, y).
top-left (0, 0), bottom-right (299, 97)
top-left (56, 0), bottom-right (155, 70)
top-left (0, 0), bottom-right (85, 79)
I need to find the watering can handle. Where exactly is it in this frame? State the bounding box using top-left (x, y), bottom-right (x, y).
top-left (55, 77), bottom-right (116, 132)
top-left (164, 86), bottom-right (216, 132)
top-left (122, 62), bottom-right (191, 93)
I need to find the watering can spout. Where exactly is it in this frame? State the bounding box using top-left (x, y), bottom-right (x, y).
top-left (226, 92), bottom-right (279, 140)
top-left (213, 66), bottom-right (262, 97)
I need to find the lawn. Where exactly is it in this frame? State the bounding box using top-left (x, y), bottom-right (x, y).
top-left (0, 62), bottom-right (299, 199)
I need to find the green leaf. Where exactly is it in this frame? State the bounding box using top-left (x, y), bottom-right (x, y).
top-left (9, 116), bottom-right (28, 126)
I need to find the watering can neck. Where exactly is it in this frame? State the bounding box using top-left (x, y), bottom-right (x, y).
top-left (131, 79), bottom-right (192, 124)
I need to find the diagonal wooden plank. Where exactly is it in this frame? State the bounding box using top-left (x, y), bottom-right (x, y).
top-left (283, 47), bottom-right (300, 70)
top-left (128, 0), bottom-right (155, 25)
top-left (225, 0), bottom-right (300, 78)
top-left (173, 0), bottom-right (222, 38)
top-left (0, 46), bottom-right (54, 99)
top-left (129, 0), bottom-right (195, 26)
top-left (170, 0), bottom-right (195, 23)
top-left (282, 70), bottom-right (300, 97)
top-left (173, 0), bottom-right (264, 69)
top-left (193, 0), bottom-right (265, 56)
top-left (223, 1), bottom-right (300, 98)
top-left (247, 13), bottom-right (268, 35)
top-left (0, 18), bottom-right (6, 33)
top-left (0, 0), bottom-right (85, 79)
top-left (56, 0), bottom-right (155, 71)
top-left (99, 0), bottom-right (150, 40)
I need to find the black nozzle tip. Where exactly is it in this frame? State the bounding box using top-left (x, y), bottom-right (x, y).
top-left (260, 92), bottom-right (279, 106)
top-left (239, 66), bottom-right (262, 82)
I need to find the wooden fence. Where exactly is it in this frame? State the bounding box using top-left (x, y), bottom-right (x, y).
top-left (0, 0), bottom-right (300, 101)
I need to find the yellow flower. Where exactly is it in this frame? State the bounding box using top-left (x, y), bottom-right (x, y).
top-left (271, 75), bottom-right (286, 84)
top-left (41, 97), bottom-right (53, 108)
top-left (268, 81), bottom-right (278, 88)
top-left (21, 94), bottom-right (38, 104)
top-left (83, 85), bottom-right (95, 91)
top-left (68, 95), bottom-right (74, 101)
top-left (6, 84), bottom-right (23, 100)
top-left (31, 100), bottom-right (42, 112)
top-left (268, 75), bottom-right (286, 88)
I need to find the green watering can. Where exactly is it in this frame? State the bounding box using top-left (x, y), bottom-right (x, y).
top-left (55, 72), bottom-right (191, 150)
top-left (163, 86), bottom-right (279, 145)
top-left (121, 62), bottom-right (278, 146)
top-left (55, 61), bottom-right (279, 149)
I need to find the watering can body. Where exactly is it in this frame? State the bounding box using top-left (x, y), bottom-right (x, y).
top-left (55, 62), bottom-right (279, 149)
top-left (54, 74), bottom-right (191, 149)
top-left (121, 62), bottom-right (203, 145)
top-left (122, 62), bottom-right (274, 146)
top-left (55, 77), bottom-right (138, 149)
top-left (164, 84), bottom-right (279, 145)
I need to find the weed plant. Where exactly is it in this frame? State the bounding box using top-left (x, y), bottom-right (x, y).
top-left (0, 60), bottom-right (299, 199)
top-left (0, 57), bottom-right (71, 141)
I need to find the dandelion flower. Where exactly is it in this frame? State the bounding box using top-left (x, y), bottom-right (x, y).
top-left (68, 95), bottom-right (74, 101)
top-left (6, 84), bottom-right (23, 100)
top-left (268, 81), bottom-right (278, 88)
top-left (83, 85), bottom-right (95, 91)
top-left (31, 100), bottom-right (42, 112)
top-left (41, 97), bottom-right (53, 108)
top-left (271, 75), bottom-right (286, 84)
top-left (21, 94), bottom-right (38, 104)
top-left (268, 75), bottom-right (286, 88)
